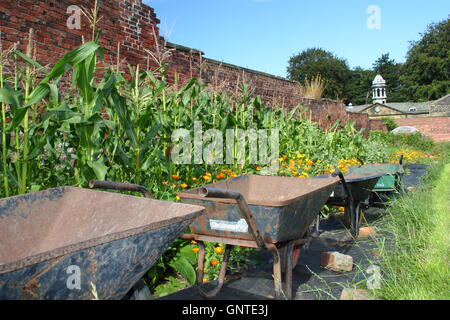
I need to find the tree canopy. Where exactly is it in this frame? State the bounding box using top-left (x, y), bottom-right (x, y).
top-left (400, 18), bottom-right (450, 101)
top-left (287, 48), bottom-right (351, 100)
top-left (287, 17), bottom-right (450, 104)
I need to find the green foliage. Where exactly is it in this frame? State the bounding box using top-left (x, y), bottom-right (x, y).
top-left (381, 118), bottom-right (398, 131)
top-left (0, 40), bottom-right (389, 297)
top-left (287, 48), bottom-right (351, 100)
top-left (145, 239), bottom-right (198, 296)
top-left (400, 18), bottom-right (450, 101)
top-left (153, 276), bottom-right (187, 297)
top-left (288, 18), bottom-right (450, 105)
top-left (375, 154), bottom-right (450, 300)
top-left (346, 67), bottom-right (376, 105)
top-left (392, 132), bottom-right (435, 151)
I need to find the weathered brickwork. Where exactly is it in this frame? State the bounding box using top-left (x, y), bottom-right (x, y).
top-left (0, 0), bottom-right (371, 132)
top-left (395, 117), bottom-right (450, 142)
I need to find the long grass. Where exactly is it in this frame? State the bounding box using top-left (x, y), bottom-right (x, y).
top-left (299, 74), bottom-right (326, 99)
top-left (375, 145), bottom-right (450, 300)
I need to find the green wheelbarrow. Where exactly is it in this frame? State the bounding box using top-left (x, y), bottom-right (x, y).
top-left (347, 156), bottom-right (405, 206)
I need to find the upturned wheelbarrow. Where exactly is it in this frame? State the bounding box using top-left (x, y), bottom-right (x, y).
top-left (313, 170), bottom-right (384, 237)
top-left (347, 156), bottom-right (405, 206)
top-left (0, 182), bottom-right (204, 300)
top-left (177, 174), bottom-right (340, 300)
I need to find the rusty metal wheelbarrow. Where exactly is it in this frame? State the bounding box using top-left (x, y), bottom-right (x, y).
top-left (347, 156), bottom-right (405, 206)
top-left (177, 174), bottom-right (339, 300)
top-left (313, 170), bottom-right (384, 238)
top-left (0, 182), bottom-right (204, 300)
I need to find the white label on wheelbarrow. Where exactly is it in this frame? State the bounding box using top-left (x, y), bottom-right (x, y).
top-left (210, 219), bottom-right (249, 233)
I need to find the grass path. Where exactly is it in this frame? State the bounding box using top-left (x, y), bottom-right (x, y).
top-left (377, 162), bottom-right (450, 300)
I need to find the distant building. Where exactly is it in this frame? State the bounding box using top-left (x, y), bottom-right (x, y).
top-left (350, 75), bottom-right (450, 119)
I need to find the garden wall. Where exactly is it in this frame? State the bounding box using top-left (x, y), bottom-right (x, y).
top-left (0, 0), bottom-right (371, 133)
top-left (395, 117), bottom-right (450, 142)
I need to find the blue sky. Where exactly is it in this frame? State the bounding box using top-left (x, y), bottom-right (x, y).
top-left (145, 0), bottom-right (450, 78)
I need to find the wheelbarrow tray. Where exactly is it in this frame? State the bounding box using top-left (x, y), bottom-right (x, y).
top-left (178, 175), bottom-right (339, 243)
top-left (0, 187), bottom-right (204, 300)
top-left (314, 173), bottom-right (385, 204)
top-left (347, 164), bottom-right (404, 192)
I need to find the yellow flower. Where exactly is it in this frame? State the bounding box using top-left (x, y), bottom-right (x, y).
top-left (162, 181), bottom-right (168, 186)
top-left (191, 177), bottom-right (198, 182)
top-left (180, 183), bottom-right (188, 188)
top-left (175, 196), bottom-right (180, 201)
top-left (203, 175), bottom-right (211, 181)
top-left (214, 247), bottom-right (224, 254)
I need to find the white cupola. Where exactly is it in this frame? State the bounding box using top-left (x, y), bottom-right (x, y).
top-left (372, 74), bottom-right (387, 104)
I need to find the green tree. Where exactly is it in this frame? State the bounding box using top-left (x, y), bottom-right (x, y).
top-left (287, 48), bottom-right (351, 100)
top-left (400, 18), bottom-right (450, 101)
top-left (346, 67), bottom-right (376, 106)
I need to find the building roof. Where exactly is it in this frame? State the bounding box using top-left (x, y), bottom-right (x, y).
top-left (432, 93), bottom-right (450, 106)
top-left (350, 101), bottom-right (432, 114)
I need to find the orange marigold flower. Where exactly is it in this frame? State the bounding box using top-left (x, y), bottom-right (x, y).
top-left (203, 175), bottom-right (211, 181)
top-left (180, 183), bottom-right (188, 188)
top-left (191, 177), bottom-right (198, 182)
top-left (211, 259), bottom-right (219, 266)
top-left (172, 174), bottom-right (180, 180)
top-left (214, 247), bottom-right (224, 254)
top-left (162, 181), bottom-right (168, 186)
top-left (216, 173), bottom-right (225, 179)
top-left (192, 248), bottom-right (200, 253)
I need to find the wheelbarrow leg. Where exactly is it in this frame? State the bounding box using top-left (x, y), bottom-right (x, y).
top-left (350, 201), bottom-right (361, 238)
top-left (196, 241), bottom-right (232, 299)
top-left (267, 244), bottom-right (284, 300)
top-left (283, 243), bottom-right (295, 300)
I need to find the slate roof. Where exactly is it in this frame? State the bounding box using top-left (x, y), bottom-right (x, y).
top-left (432, 94), bottom-right (450, 106)
top-left (350, 101), bottom-right (431, 114)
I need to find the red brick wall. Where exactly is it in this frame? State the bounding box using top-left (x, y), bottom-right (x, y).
top-left (0, 0), bottom-right (161, 71)
top-left (395, 117), bottom-right (450, 142)
top-left (369, 119), bottom-right (388, 132)
top-left (202, 58), bottom-right (302, 107)
top-left (0, 0), bottom-right (373, 134)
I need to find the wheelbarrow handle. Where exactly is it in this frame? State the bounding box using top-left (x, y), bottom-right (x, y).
top-left (89, 180), bottom-right (153, 199)
top-left (399, 154), bottom-right (404, 166)
top-left (331, 170), bottom-right (354, 204)
top-left (201, 187), bottom-right (267, 250)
